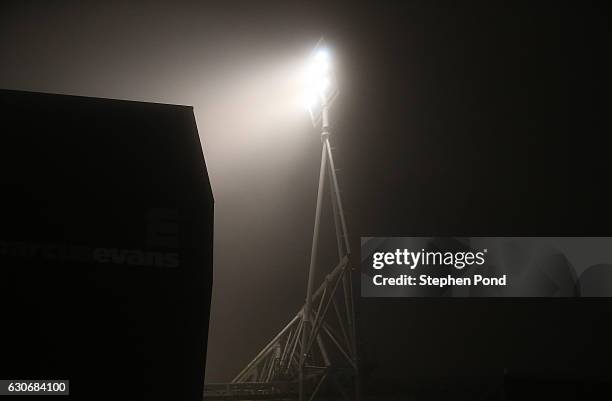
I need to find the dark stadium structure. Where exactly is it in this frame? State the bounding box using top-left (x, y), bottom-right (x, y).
top-left (0, 89), bottom-right (213, 401)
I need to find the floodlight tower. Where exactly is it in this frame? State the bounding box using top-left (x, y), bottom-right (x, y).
top-left (231, 39), bottom-right (358, 401)
top-left (301, 40), bottom-right (355, 401)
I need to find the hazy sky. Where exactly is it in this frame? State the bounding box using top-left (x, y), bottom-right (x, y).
top-left (0, 0), bottom-right (372, 381)
top-left (2, 0), bottom-right (609, 384)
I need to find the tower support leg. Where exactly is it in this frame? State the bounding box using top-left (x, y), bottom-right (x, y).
top-left (300, 142), bottom-right (327, 401)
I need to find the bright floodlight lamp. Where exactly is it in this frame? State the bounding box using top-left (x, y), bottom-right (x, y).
top-left (305, 38), bottom-right (339, 128)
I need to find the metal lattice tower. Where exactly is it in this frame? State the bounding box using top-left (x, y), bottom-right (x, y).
top-left (231, 69), bottom-right (359, 400)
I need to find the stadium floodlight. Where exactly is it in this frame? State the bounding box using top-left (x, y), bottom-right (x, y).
top-left (305, 38), bottom-right (339, 127)
top-left (229, 38), bottom-right (357, 401)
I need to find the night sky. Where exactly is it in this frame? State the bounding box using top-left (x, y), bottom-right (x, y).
top-left (1, 0), bottom-right (610, 387)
